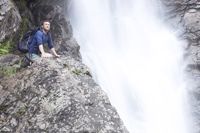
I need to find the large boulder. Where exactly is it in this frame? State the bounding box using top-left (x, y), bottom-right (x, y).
top-left (0, 56), bottom-right (128, 133)
top-left (0, 54), bottom-right (21, 79)
top-left (0, 0), bottom-right (21, 43)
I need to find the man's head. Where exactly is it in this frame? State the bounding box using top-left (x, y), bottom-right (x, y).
top-left (41, 20), bottom-right (51, 32)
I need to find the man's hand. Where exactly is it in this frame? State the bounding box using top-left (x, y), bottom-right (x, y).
top-left (54, 54), bottom-right (61, 58)
top-left (50, 48), bottom-right (60, 58)
top-left (39, 45), bottom-right (52, 58)
top-left (41, 53), bottom-right (53, 58)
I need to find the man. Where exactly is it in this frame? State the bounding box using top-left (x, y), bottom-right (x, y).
top-left (28, 20), bottom-right (60, 61)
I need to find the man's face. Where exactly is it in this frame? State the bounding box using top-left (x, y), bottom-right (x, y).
top-left (43, 21), bottom-right (50, 31)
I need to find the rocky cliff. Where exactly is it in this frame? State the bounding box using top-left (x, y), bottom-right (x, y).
top-left (2, 0), bottom-right (200, 132)
top-left (0, 56), bottom-right (128, 132)
top-left (162, 0), bottom-right (200, 132)
top-left (0, 0), bottom-right (128, 132)
top-left (0, 0), bottom-right (21, 43)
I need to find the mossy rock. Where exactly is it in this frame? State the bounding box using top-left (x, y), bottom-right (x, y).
top-left (0, 66), bottom-right (19, 77)
top-left (72, 68), bottom-right (82, 75)
top-left (0, 16), bottom-right (30, 56)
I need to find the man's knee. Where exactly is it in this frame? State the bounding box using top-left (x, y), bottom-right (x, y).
top-left (26, 53), bottom-right (40, 61)
top-left (21, 53), bottom-right (40, 68)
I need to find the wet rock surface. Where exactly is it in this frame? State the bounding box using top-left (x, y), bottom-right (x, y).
top-left (0, 56), bottom-right (128, 133)
top-left (161, 0), bottom-right (200, 131)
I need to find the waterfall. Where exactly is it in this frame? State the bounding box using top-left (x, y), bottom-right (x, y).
top-left (69, 0), bottom-right (193, 133)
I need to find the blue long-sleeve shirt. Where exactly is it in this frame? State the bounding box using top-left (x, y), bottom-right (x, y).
top-left (29, 30), bottom-right (53, 54)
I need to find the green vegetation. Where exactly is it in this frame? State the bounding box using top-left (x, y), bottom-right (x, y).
top-left (72, 68), bottom-right (82, 75)
top-left (0, 0), bottom-right (30, 56)
top-left (0, 58), bottom-right (21, 76)
top-left (71, 68), bottom-right (92, 77)
top-left (0, 16), bottom-right (29, 56)
top-left (0, 66), bottom-right (18, 77)
top-left (0, 39), bottom-right (14, 55)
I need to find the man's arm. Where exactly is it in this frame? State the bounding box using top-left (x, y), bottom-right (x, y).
top-left (47, 33), bottom-right (60, 58)
top-left (39, 45), bottom-right (53, 58)
top-left (50, 48), bottom-right (60, 57)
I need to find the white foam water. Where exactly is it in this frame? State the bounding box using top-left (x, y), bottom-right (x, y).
top-left (69, 0), bottom-right (193, 132)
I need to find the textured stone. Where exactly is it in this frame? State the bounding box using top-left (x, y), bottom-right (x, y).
top-left (184, 11), bottom-right (200, 32)
top-left (0, 54), bottom-right (21, 79)
top-left (161, 0), bottom-right (200, 132)
top-left (0, 56), bottom-right (128, 133)
top-left (0, 54), bottom-right (20, 66)
top-left (0, 1), bottom-right (128, 132)
top-left (0, 0), bottom-right (21, 43)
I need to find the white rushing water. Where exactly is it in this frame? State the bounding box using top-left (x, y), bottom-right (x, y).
top-left (69, 0), bottom-right (193, 133)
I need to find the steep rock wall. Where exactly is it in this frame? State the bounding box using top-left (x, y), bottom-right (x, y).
top-left (0, 0), bottom-right (21, 43)
top-left (162, 0), bottom-right (200, 131)
top-left (0, 0), bottom-right (128, 133)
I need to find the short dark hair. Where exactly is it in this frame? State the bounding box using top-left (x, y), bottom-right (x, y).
top-left (41, 20), bottom-right (50, 25)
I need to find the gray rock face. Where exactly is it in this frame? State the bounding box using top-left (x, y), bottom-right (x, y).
top-left (0, 1), bottom-right (129, 132)
top-left (161, 0), bottom-right (200, 47)
top-left (28, 0), bottom-right (80, 60)
top-left (0, 54), bottom-right (21, 79)
top-left (0, 0), bottom-right (21, 43)
top-left (161, 0), bottom-right (200, 72)
top-left (0, 56), bottom-right (128, 133)
top-left (0, 54), bottom-right (20, 66)
top-left (161, 0), bottom-right (200, 131)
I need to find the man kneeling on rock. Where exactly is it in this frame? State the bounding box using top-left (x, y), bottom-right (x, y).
top-left (27, 20), bottom-right (60, 61)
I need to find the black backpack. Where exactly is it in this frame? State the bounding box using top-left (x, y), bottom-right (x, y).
top-left (18, 27), bottom-right (40, 53)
